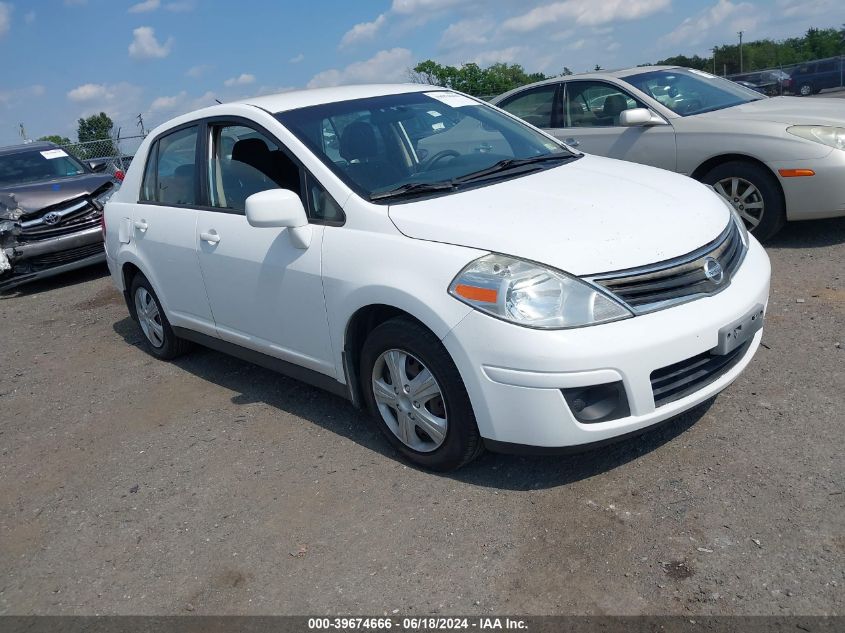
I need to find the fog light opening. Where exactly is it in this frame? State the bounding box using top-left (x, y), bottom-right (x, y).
top-left (562, 381), bottom-right (630, 424)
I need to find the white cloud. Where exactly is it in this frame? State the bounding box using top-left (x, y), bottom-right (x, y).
top-left (308, 48), bottom-right (414, 88)
top-left (223, 73), bottom-right (256, 87)
top-left (472, 46), bottom-right (523, 66)
top-left (67, 83), bottom-right (108, 102)
top-left (128, 26), bottom-right (173, 59)
top-left (391, 0), bottom-right (465, 14)
top-left (0, 2), bottom-right (11, 38)
top-left (289, 53), bottom-right (305, 64)
top-left (150, 91), bottom-right (187, 111)
top-left (24, 10), bottom-right (35, 24)
top-left (340, 13), bottom-right (387, 48)
top-left (129, 0), bottom-right (160, 13)
top-left (186, 64), bottom-right (212, 78)
top-left (502, 0), bottom-right (671, 32)
top-left (0, 85), bottom-right (46, 106)
top-left (776, 0), bottom-right (836, 16)
top-left (662, 0), bottom-right (756, 47)
top-left (439, 18), bottom-right (494, 49)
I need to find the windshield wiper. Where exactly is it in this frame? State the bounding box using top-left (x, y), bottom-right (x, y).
top-left (453, 154), bottom-right (575, 184)
top-left (370, 181), bottom-right (455, 201)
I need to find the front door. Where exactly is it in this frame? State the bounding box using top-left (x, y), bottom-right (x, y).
top-left (195, 122), bottom-right (335, 377)
top-left (553, 80), bottom-right (677, 171)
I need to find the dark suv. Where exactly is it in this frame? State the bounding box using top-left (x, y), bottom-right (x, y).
top-left (789, 58), bottom-right (844, 96)
top-left (0, 141), bottom-right (119, 291)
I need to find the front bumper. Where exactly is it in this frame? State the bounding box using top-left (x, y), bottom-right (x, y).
top-left (442, 238), bottom-right (771, 449)
top-left (0, 226), bottom-right (104, 291)
top-left (768, 148), bottom-right (845, 221)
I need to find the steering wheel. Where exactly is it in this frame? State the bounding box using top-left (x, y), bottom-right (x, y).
top-left (421, 149), bottom-right (460, 171)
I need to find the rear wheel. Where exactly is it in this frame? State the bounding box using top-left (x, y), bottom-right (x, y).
top-left (360, 317), bottom-right (483, 471)
top-left (702, 161), bottom-right (785, 241)
top-left (798, 82), bottom-right (813, 96)
top-left (129, 273), bottom-right (191, 360)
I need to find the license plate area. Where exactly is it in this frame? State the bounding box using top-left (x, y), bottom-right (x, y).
top-left (715, 304), bottom-right (765, 356)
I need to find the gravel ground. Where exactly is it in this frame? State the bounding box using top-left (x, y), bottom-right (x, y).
top-left (0, 218), bottom-right (843, 616)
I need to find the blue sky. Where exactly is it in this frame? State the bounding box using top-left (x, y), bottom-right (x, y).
top-left (0, 0), bottom-right (842, 145)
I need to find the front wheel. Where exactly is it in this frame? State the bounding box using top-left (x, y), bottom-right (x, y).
top-left (360, 317), bottom-right (483, 471)
top-left (702, 161), bottom-right (786, 241)
top-left (798, 82), bottom-right (813, 96)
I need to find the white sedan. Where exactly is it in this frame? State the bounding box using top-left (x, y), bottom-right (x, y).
top-left (493, 66), bottom-right (845, 240)
top-left (104, 84), bottom-right (770, 470)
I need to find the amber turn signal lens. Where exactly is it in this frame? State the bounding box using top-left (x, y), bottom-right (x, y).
top-left (454, 284), bottom-right (498, 303)
top-left (778, 169), bottom-right (815, 177)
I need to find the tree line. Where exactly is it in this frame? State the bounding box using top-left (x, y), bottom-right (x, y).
top-left (38, 112), bottom-right (118, 160)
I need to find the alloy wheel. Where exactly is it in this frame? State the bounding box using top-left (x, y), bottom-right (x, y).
top-left (713, 176), bottom-right (765, 229)
top-left (134, 287), bottom-right (165, 348)
top-left (371, 349), bottom-right (448, 452)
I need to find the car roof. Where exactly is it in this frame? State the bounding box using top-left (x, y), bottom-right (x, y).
top-left (0, 141), bottom-right (59, 156)
top-left (236, 83), bottom-right (435, 113)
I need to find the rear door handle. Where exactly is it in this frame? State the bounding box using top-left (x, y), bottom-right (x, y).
top-left (134, 219), bottom-right (148, 232)
top-left (564, 137), bottom-right (580, 148)
top-left (200, 230), bottom-right (220, 244)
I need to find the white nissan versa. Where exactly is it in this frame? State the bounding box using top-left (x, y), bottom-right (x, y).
top-left (104, 84), bottom-right (771, 470)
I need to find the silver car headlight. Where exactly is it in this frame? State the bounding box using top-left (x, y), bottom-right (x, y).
top-left (787, 125), bottom-right (845, 151)
top-left (448, 254), bottom-right (633, 329)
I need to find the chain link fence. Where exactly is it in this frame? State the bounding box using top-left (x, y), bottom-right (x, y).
top-left (726, 55), bottom-right (844, 96)
top-left (58, 134), bottom-right (146, 175)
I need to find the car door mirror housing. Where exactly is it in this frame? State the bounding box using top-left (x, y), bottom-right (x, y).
top-left (245, 189), bottom-right (312, 248)
top-left (619, 108), bottom-right (654, 126)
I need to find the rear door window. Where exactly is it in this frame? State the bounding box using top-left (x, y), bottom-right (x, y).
top-left (141, 126), bottom-right (199, 206)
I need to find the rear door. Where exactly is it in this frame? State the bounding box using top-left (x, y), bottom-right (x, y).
top-left (133, 125), bottom-right (215, 335)
top-left (551, 80), bottom-right (677, 171)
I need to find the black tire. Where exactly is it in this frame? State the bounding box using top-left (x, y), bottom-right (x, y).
top-left (702, 160), bottom-right (786, 242)
top-left (798, 82), bottom-right (813, 96)
top-left (129, 273), bottom-right (191, 360)
top-left (360, 317), bottom-right (483, 471)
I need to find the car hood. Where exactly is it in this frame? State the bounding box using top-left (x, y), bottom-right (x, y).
top-left (0, 173), bottom-right (113, 216)
top-left (697, 96), bottom-right (845, 126)
top-left (387, 155), bottom-right (730, 276)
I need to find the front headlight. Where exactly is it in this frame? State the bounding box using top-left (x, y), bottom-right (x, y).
top-left (787, 125), bottom-right (845, 150)
top-left (448, 254), bottom-right (632, 329)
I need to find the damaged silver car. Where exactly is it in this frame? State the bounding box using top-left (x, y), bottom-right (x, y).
top-left (0, 141), bottom-right (119, 291)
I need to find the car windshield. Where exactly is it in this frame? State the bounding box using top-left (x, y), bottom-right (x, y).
top-left (0, 148), bottom-right (87, 187)
top-left (276, 90), bottom-right (575, 201)
top-left (624, 68), bottom-right (765, 116)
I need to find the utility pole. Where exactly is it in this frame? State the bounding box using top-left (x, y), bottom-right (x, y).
top-left (136, 113), bottom-right (146, 137)
top-left (712, 47), bottom-right (717, 74)
top-left (738, 31), bottom-right (744, 73)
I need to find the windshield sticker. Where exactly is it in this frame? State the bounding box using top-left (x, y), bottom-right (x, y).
top-left (40, 149), bottom-right (69, 160)
top-left (424, 91), bottom-right (478, 108)
top-left (432, 122), bottom-right (446, 130)
top-left (688, 69), bottom-right (718, 79)
top-left (427, 110), bottom-right (442, 117)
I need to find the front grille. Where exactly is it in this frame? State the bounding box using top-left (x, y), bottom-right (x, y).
top-left (650, 341), bottom-right (750, 407)
top-left (590, 221), bottom-right (745, 313)
top-left (27, 242), bottom-right (104, 268)
top-left (18, 197), bottom-right (103, 241)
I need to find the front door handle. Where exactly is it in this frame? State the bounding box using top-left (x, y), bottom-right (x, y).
top-left (200, 230), bottom-right (220, 244)
top-left (134, 219), bottom-right (149, 232)
top-left (564, 137), bottom-right (580, 148)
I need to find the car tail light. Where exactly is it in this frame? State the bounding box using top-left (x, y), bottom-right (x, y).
top-left (114, 170), bottom-right (125, 182)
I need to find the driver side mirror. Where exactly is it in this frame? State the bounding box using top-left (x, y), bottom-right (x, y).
top-left (87, 160), bottom-right (109, 173)
top-left (619, 108), bottom-right (657, 127)
top-left (245, 189), bottom-right (312, 249)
